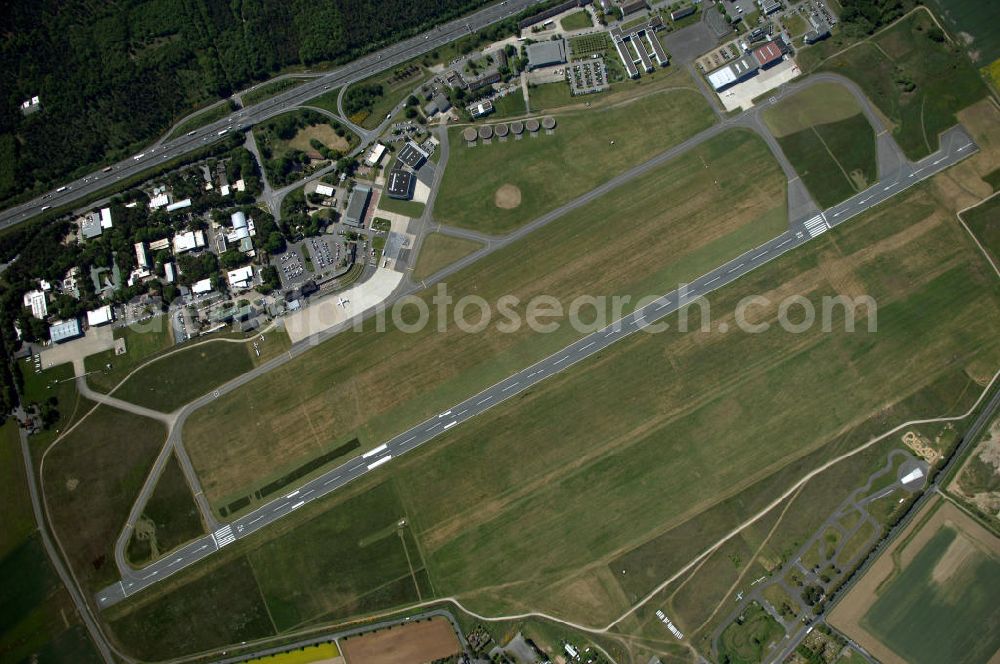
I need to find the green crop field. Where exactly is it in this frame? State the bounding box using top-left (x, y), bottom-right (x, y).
top-left (436, 79), bottom-right (716, 233)
top-left (923, 0), bottom-right (1000, 66)
top-left (0, 535), bottom-right (102, 664)
top-left (961, 194), bottom-right (1000, 266)
top-left (861, 526), bottom-right (1000, 664)
top-left (718, 603), bottom-right (785, 664)
top-left (412, 233), bottom-right (484, 281)
top-left (184, 128), bottom-right (789, 512)
top-left (44, 406), bottom-right (166, 590)
top-left (561, 10), bottom-right (593, 30)
top-left (127, 454), bottom-right (206, 567)
top-left (817, 10), bottom-right (987, 160)
top-left (763, 82), bottom-right (877, 208)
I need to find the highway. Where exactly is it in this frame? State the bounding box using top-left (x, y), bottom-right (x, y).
top-left (0, 0), bottom-right (545, 231)
top-left (94, 122), bottom-right (978, 608)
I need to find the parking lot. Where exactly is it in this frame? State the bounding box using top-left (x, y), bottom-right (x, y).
top-left (567, 59), bottom-right (608, 95)
top-left (275, 235), bottom-right (353, 289)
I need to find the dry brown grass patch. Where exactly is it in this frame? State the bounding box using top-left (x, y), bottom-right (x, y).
top-left (494, 183), bottom-right (522, 209)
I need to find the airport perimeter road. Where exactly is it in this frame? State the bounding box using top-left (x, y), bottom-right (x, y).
top-left (93, 125), bottom-right (978, 608)
top-left (0, 0), bottom-right (544, 231)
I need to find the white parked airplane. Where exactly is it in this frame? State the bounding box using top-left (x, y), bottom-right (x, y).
top-left (337, 297), bottom-right (350, 308)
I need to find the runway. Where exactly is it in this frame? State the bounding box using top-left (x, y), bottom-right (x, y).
top-left (93, 123), bottom-right (978, 609)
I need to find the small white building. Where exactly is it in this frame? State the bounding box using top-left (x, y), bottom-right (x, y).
top-left (86, 305), bottom-right (114, 327)
top-left (22, 290), bottom-right (48, 319)
top-left (191, 278), bottom-right (213, 295)
top-left (148, 192), bottom-right (170, 209)
top-left (164, 262), bottom-right (176, 284)
top-left (100, 207), bottom-right (113, 229)
top-left (227, 265), bottom-right (255, 291)
top-left (149, 238), bottom-right (171, 252)
top-left (365, 143), bottom-right (388, 167)
top-left (173, 230), bottom-right (206, 254)
top-left (166, 198), bottom-right (192, 212)
top-left (315, 183), bottom-right (335, 197)
top-left (134, 242), bottom-right (150, 269)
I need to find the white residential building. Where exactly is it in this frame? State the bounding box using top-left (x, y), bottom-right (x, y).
top-left (164, 262), bottom-right (176, 283)
top-left (148, 192), bottom-right (170, 209)
top-left (365, 143), bottom-right (387, 167)
top-left (315, 183), bottom-right (335, 197)
top-left (166, 198), bottom-right (192, 212)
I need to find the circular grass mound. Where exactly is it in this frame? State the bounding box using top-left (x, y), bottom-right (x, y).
top-left (494, 184), bottom-right (522, 209)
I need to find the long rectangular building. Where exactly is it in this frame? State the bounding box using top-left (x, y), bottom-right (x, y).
top-left (706, 52), bottom-right (759, 91)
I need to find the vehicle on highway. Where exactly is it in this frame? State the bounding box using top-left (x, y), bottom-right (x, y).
top-left (41, 205), bottom-right (51, 211)
top-left (55, 186), bottom-right (67, 192)
top-left (134, 153), bottom-right (145, 160)
top-left (217, 128), bottom-right (228, 135)
top-left (187, 130), bottom-right (197, 136)
top-left (102, 166), bottom-right (113, 172)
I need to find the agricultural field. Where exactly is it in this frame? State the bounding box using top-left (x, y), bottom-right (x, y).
top-left (762, 81), bottom-right (877, 208)
top-left (437, 77), bottom-right (716, 233)
top-left (960, 194), bottom-right (1000, 268)
top-left (560, 10), bottom-right (593, 31)
top-left (831, 499), bottom-right (1000, 664)
top-left (43, 405), bottom-right (167, 590)
top-left (127, 454), bottom-right (206, 567)
top-left (923, 0), bottom-right (1000, 66)
top-left (412, 233), bottom-right (484, 281)
top-left (0, 535), bottom-right (102, 664)
top-left (183, 128), bottom-right (789, 512)
top-left (248, 642), bottom-right (340, 663)
top-left (815, 10), bottom-right (987, 160)
top-left (340, 617), bottom-right (460, 664)
top-left (569, 32), bottom-right (613, 58)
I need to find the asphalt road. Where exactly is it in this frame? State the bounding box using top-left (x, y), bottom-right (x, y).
top-left (94, 122), bottom-right (978, 608)
top-left (0, 0), bottom-right (545, 231)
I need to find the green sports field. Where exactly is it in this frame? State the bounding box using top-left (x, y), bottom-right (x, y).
top-left (817, 10), bottom-right (987, 160)
top-left (763, 82), bottom-right (877, 208)
top-left (861, 526), bottom-right (1000, 664)
top-left (435, 75), bottom-right (716, 233)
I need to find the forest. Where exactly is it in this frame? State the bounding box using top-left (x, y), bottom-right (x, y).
top-left (0, 0), bottom-right (491, 209)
